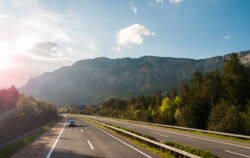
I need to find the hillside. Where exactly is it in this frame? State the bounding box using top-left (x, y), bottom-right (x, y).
top-left (19, 50), bottom-right (250, 106)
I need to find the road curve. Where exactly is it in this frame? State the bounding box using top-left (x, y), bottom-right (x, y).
top-left (85, 115), bottom-right (250, 158)
top-left (11, 115), bottom-right (160, 158)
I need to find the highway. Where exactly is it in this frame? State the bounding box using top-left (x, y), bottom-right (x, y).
top-left (85, 115), bottom-right (250, 158)
top-left (11, 115), bottom-right (159, 158)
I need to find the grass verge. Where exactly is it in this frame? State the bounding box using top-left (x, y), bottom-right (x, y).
top-left (163, 141), bottom-right (219, 158)
top-left (0, 117), bottom-right (62, 158)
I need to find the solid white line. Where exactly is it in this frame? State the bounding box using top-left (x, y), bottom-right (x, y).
top-left (46, 118), bottom-right (67, 158)
top-left (81, 128), bottom-right (83, 133)
top-left (225, 150), bottom-right (250, 158)
top-left (153, 132), bottom-right (168, 138)
top-left (87, 140), bottom-right (94, 150)
top-left (87, 121), bottom-right (152, 158)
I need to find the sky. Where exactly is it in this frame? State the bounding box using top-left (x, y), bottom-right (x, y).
top-left (0, 0), bottom-right (249, 88)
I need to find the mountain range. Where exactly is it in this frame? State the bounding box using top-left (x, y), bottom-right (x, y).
top-left (20, 50), bottom-right (250, 106)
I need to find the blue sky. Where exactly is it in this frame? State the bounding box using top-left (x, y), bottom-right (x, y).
top-left (0, 0), bottom-right (249, 87)
top-left (39, 0), bottom-right (250, 59)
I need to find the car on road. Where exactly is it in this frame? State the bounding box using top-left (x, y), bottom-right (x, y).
top-left (68, 119), bottom-right (77, 127)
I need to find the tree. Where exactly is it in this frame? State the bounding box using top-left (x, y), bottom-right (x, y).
top-left (188, 71), bottom-right (208, 128)
top-left (170, 84), bottom-right (177, 100)
top-left (201, 69), bottom-right (222, 109)
top-left (0, 86), bottom-right (19, 112)
top-left (242, 100), bottom-right (250, 134)
top-left (175, 105), bottom-right (197, 127)
top-left (158, 97), bottom-right (182, 124)
top-left (208, 100), bottom-right (230, 131)
top-left (221, 53), bottom-right (249, 110)
top-left (219, 106), bottom-right (243, 133)
top-left (154, 90), bottom-right (163, 107)
top-left (178, 81), bottom-right (189, 106)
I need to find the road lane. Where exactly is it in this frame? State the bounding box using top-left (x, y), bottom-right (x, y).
top-left (50, 116), bottom-right (160, 158)
top-left (86, 115), bottom-right (250, 158)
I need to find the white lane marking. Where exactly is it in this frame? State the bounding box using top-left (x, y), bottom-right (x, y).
top-left (225, 150), bottom-right (250, 158)
top-left (87, 140), bottom-right (94, 150)
top-left (153, 133), bottom-right (168, 138)
top-left (86, 121), bottom-right (152, 158)
top-left (106, 121), bottom-right (250, 150)
top-left (46, 118), bottom-right (67, 158)
top-left (81, 128), bottom-right (83, 133)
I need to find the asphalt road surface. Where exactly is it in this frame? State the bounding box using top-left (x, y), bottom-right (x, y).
top-left (85, 115), bottom-right (250, 158)
top-left (12, 115), bottom-right (160, 158)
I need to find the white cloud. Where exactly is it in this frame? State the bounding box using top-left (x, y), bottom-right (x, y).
top-left (148, 2), bottom-right (154, 7)
top-left (111, 47), bottom-right (122, 52)
top-left (131, 6), bottom-right (138, 14)
top-left (169, 0), bottom-right (184, 4)
top-left (87, 38), bottom-right (99, 52)
top-left (224, 35), bottom-right (231, 40)
top-left (156, 0), bottom-right (164, 4)
top-left (116, 24), bottom-right (155, 48)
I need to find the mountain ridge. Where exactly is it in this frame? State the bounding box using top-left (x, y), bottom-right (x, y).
top-left (19, 50), bottom-right (250, 106)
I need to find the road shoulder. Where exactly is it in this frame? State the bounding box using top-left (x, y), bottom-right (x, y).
top-left (10, 118), bottom-right (66, 158)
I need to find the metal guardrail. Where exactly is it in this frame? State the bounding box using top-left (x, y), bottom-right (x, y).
top-left (83, 116), bottom-right (201, 158)
top-left (86, 115), bottom-right (250, 139)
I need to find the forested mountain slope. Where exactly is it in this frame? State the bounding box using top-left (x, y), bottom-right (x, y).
top-left (20, 50), bottom-right (250, 106)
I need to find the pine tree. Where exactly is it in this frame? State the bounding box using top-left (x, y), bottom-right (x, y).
top-left (221, 53), bottom-right (249, 110)
top-left (202, 69), bottom-right (222, 109)
top-left (179, 81), bottom-right (189, 106)
top-left (170, 84), bottom-right (177, 100)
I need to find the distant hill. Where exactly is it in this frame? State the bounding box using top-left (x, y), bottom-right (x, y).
top-left (19, 50), bottom-right (250, 106)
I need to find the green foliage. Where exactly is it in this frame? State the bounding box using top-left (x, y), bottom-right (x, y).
top-left (222, 53), bottom-right (249, 110)
top-left (158, 97), bottom-right (182, 124)
top-left (71, 53), bottom-right (250, 135)
top-left (0, 95), bottom-right (58, 145)
top-left (170, 85), bottom-right (177, 100)
top-left (178, 81), bottom-right (189, 106)
top-left (243, 101), bottom-right (250, 134)
top-left (0, 86), bottom-right (19, 112)
top-left (163, 141), bottom-right (219, 158)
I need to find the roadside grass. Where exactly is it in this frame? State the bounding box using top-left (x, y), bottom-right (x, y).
top-left (0, 117), bottom-right (62, 158)
top-left (163, 141), bottom-right (219, 158)
top-left (77, 116), bottom-right (220, 158)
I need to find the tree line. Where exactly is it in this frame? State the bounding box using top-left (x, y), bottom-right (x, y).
top-left (0, 93), bottom-right (58, 144)
top-left (0, 86), bottom-right (19, 112)
top-left (68, 54), bottom-right (250, 135)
